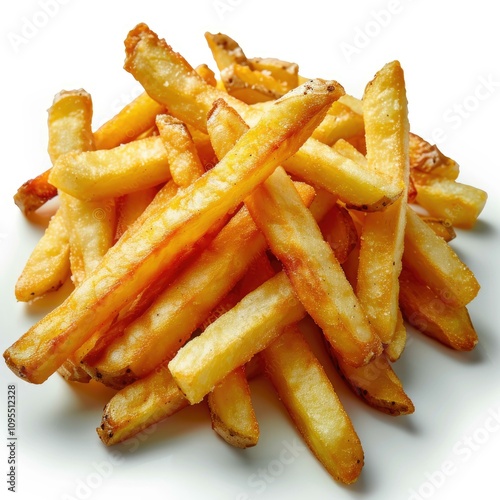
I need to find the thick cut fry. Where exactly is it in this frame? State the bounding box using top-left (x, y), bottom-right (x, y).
top-left (413, 173), bottom-right (487, 229)
top-left (204, 32), bottom-right (249, 72)
top-left (403, 207), bottom-right (480, 307)
top-left (356, 61), bottom-right (410, 345)
top-left (98, 363), bottom-right (189, 446)
top-left (262, 325), bottom-right (364, 484)
top-left (384, 309), bottom-right (407, 362)
top-left (399, 268), bottom-right (478, 350)
top-left (124, 24), bottom-right (402, 211)
top-left (46, 90), bottom-right (117, 381)
top-left (245, 167), bottom-right (382, 367)
top-left (15, 209), bottom-right (70, 301)
top-left (49, 136), bottom-right (171, 201)
top-left (168, 271), bottom-right (307, 404)
top-left (13, 168), bottom-right (58, 215)
top-left (156, 114), bottom-right (205, 187)
top-left (328, 345), bottom-right (414, 416)
top-left (93, 91), bottom-right (166, 150)
top-left (208, 366), bottom-right (259, 448)
top-left (248, 57), bottom-right (298, 88)
top-left (4, 77), bottom-right (336, 384)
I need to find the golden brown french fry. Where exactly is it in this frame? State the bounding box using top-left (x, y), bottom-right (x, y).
top-left (98, 363), bottom-right (189, 446)
top-left (399, 268), bottom-right (478, 351)
top-left (409, 132), bottom-right (459, 179)
top-left (421, 216), bottom-right (456, 242)
top-left (46, 90), bottom-right (117, 382)
top-left (403, 207), bottom-right (480, 307)
top-left (93, 91), bottom-right (166, 150)
top-left (4, 76), bottom-right (336, 384)
top-left (328, 346), bottom-right (414, 416)
top-left (124, 24), bottom-right (402, 211)
top-left (262, 325), bottom-right (364, 484)
top-left (318, 203), bottom-right (358, 264)
top-left (15, 209), bottom-right (70, 301)
top-left (204, 32), bottom-right (249, 72)
top-left (384, 309), bottom-right (407, 362)
top-left (13, 168), bottom-right (58, 215)
top-left (356, 61), bottom-right (410, 345)
top-left (413, 173), bottom-right (487, 229)
top-left (83, 182), bottom-right (315, 387)
top-left (156, 114), bottom-right (205, 187)
top-left (221, 63), bottom-right (292, 103)
top-left (208, 366), bottom-right (259, 448)
top-left (49, 136), bottom-right (171, 201)
top-left (248, 57), bottom-right (298, 88)
top-left (168, 271), bottom-right (306, 404)
top-left (245, 166), bottom-right (382, 367)
top-left (114, 186), bottom-right (159, 242)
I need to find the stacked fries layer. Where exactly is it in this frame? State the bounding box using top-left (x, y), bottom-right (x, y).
top-left (4, 24), bottom-right (487, 486)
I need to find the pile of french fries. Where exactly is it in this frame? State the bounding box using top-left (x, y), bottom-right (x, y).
top-left (4, 24), bottom-right (488, 485)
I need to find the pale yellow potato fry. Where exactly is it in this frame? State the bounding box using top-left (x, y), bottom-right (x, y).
top-left (312, 100), bottom-right (364, 146)
top-left (4, 76), bottom-right (336, 384)
top-left (15, 209), bottom-right (70, 301)
top-left (413, 173), bottom-right (487, 229)
top-left (204, 32), bottom-right (249, 72)
top-left (245, 166), bottom-right (382, 367)
top-left (168, 271), bottom-right (307, 404)
top-left (208, 366), bottom-right (259, 448)
top-left (49, 136), bottom-right (171, 201)
top-left (248, 57), bottom-right (299, 88)
top-left (124, 24), bottom-right (402, 211)
top-left (403, 207), bottom-right (480, 307)
top-left (98, 363), bottom-right (188, 446)
top-left (399, 268), bottom-right (478, 351)
top-left (356, 61), bottom-right (410, 345)
top-left (156, 114), bottom-right (205, 187)
top-left (93, 91), bottom-right (166, 150)
top-left (262, 325), bottom-right (364, 484)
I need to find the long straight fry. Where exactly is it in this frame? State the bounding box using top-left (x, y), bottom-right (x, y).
top-left (124, 23), bottom-right (401, 211)
top-left (4, 77), bottom-right (337, 384)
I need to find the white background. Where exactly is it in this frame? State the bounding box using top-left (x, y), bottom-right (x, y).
top-left (1, 1), bottom-right (499, 499)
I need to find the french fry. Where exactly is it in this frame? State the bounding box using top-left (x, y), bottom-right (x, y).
top-left (93, 91), bottom-right (166, 150)
top-left (208, 366), bottom-right (259, 448)
top-left (155, 114), bottom-right (205, 187)
top-left (248, 57), bottom-right (299, 88)
top-left (399, 268), bottom-right (478, 350)
top-left (409, 132), bottom-right (459, 179)
top-left (13, 168), bottom-right (58, 215)
top-left (384, 309), bottom-right (407, 362)
top-left (124, 23), bottom-right (402, 211)
top-left (49, 136), bottom-right (171, 201)
top-left (168, 271), bottom-right (307, 404)
top-left (413, 173), bottom-right (487, 229)
top-left (356, 61), bottom-right (410, 345)
top-left (14, 209), bottom-right (70, 301)
top-left (4, 76), bottom-right (336, 384)
top-left (262, 324), bottom-right (364, 484)
top-left (327, 345), bottom-right (414, 416)
top-left (245, 166), bottom-right (382, 367)
top-left (98, 363), bottom-right (189, 446)
top-left (204, 32), bottom-right (249, 72)
top-left (403, 207), bottom-right (480, 307)
top-left (83, 182), bottom-right (315, 387)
